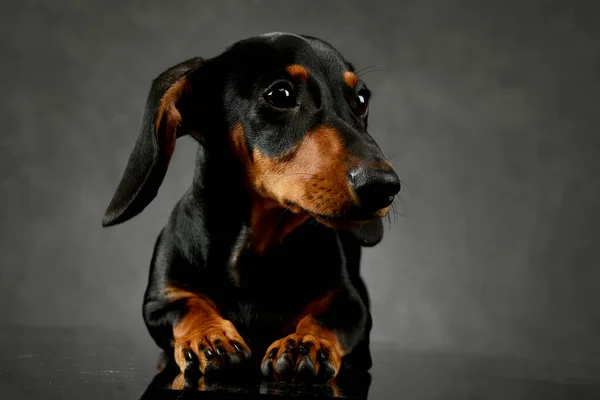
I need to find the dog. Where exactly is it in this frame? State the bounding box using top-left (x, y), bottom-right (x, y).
top-left (102, 32), bottom-right (400, 383)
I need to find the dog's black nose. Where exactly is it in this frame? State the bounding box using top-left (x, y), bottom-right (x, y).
top-left (348, 167), bottom-right (401, 214)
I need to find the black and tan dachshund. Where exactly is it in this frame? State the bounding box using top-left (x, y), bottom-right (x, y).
top-left (102, 32), bottom-right (400, 383)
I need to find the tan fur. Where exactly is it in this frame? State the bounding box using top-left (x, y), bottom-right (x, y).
top-left (286, 64), bottom-right (309, 81)
top-left (250, 126), bottom-right (356, 218)
top-left (343, 71), bottom-right (358, 89)
top-left (154, 78), bottom-right (190, 159)
top-left (262, 314), bottom-right (344, 380)
top-left (166, 285), bottom-right (251, 374)
top-left (228, 121), bottom-right (392, 252)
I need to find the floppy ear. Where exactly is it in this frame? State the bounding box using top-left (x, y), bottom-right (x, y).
top-left (347, 218), bottom-right (384, 247)
top-left (102, 57), bottom-right (204, 227)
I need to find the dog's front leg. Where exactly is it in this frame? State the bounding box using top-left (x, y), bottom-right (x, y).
top-left (260, 289), bottom-right (368, 382)
top-left (146, 286), bottom-right (251, 376)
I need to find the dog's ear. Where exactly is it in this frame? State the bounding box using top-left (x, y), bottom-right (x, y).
top-left (347, 218), bottom-right (384, 247)
top-left (102, 57), bottom-right (204, 227)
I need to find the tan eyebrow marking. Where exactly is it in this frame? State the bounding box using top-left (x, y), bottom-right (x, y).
top-left (343, 71), bottom-right (358, 89)
top-left (286, 64), bottom-right (309, 81)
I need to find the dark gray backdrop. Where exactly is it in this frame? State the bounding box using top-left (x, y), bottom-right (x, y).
top-left (1, 0), bottom-right (599, 365)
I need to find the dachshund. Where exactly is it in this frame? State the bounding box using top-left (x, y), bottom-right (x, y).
top-left (102, 32), bottom-right (400, 383)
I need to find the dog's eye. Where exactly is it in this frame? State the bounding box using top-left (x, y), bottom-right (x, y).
top-left (264, 82), bottom-right (297, 109)
top-left (355, 89), bottom-right (370, 117)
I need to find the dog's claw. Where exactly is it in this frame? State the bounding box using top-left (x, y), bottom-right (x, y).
top-left (173, 320), bottom-right (252, 376)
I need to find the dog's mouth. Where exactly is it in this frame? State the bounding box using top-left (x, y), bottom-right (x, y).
top-left (309, 213), bottom-right (371, 229)
top-left (283, 201), bottom-right (387, 229)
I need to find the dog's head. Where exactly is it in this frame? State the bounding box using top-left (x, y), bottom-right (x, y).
top-left (103, 33), bottom-right (400, 246)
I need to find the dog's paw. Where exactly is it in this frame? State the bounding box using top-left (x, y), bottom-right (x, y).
top-left (174, 319), bottom-right (251, 376)
top-left (261, 333), bottom-right (342, 381)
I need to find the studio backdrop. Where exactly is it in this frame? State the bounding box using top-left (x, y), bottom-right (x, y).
top-left (1, 0), bottom-right (599, 366)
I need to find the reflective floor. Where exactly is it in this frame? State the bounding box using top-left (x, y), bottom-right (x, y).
top-left (2, 326), bottom-right (600, 399)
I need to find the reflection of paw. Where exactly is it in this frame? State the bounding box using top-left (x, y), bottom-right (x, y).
top-left (261, 333), bottom-right (342, 381)
top-left (259, 380), bottom-right (342, 397)
top-left (171, 373), bottom-right (197, 391)
top-left (171, 374), bottom-right (216, 391)
top-left (173, 319), bottom-right (251, 376)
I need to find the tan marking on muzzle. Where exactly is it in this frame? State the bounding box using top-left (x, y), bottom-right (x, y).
top-left (250, 126), bottom-right (357, 217)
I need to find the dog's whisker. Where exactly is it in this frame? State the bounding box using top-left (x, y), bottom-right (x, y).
top-left (356, 65), bottom-right (376, 74)
top-left (287, 172), bottom-right (322, 177)
top-left (297, 176), bottom-right (325, 181)
top-left (357, 68), bottom-right (387, 78)
top-left (356, 64), bottom-right (387, 76)
top-left (274, 206), bottom-right (292, 227)
top-left (385, 153), bottom-right (400, 162)
top-left (282, 172), bottom-right (322, 177)
top-left (385, 212), bottom-right (393, 230)
top-left (392, 196), bottom-right (407, 219)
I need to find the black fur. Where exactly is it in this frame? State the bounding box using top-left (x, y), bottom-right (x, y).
top-left (103, 33), bottom-right (400, 379)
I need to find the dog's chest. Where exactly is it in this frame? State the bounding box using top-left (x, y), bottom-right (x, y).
top-left (222, 227), bottom-right (345, 335)
top-left (227, 225), bottom-right (343, 291)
